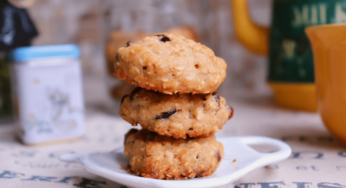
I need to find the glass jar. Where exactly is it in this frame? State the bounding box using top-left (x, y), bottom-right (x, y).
top-left (102, 0), bottom-right (207, 101)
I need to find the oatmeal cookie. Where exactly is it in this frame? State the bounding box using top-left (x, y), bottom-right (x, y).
top-left (110, 81), bottom-right (137, 100)
top-left (114, 33), bottom-right (227, 94)
top-left (124, 129), bottom-right (224, 180)
top-left (106, 30), bottom-right (149, 75)
top-left (119, 88), bottom-right (233, 139)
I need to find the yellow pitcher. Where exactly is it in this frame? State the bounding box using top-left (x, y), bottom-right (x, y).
top-left (231, 0), bottom-right (346, 111)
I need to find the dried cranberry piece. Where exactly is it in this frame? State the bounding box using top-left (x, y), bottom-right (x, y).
top-left (226, 104), bottom-right (234, 120)
top-left (212, 92), bottom-right (220, 108)
top-left (115, 54), bottom-right (120, 62)
top-left (216, 150), bottom-right (221, 162)
top-left (155, 109), bottom-right (179, 120)
top-left (126, 41), bottom-right (133, 47)
top-left (129, 87), bottom-right (142, 102)
top-left (196, 170), bottom-right (205, 176)
top-left (156, 34), bottom-right (171, 42)
top-left (121, 94), bottom-right (128, 104)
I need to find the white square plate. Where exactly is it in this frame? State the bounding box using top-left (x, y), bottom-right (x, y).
top-left (60, 136), bottom-right (291, 188)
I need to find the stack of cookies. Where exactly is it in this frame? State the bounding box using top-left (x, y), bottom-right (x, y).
top-left (114, 33), bottom-right (233, 180)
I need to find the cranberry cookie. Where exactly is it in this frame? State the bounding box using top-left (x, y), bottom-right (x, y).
top-left (119, 88), bottom-right (233, 139)
top-left (124, 129), bottom-right (224, 180)
top-left (114, 33), bottom-right (227, 94)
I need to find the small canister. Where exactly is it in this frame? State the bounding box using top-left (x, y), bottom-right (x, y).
top-left (7, 44), bottom-right (85, 145)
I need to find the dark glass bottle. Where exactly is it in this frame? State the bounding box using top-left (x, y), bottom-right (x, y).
top-left (0, 1), bottom-right (38, 120)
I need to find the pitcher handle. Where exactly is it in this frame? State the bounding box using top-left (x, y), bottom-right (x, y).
top-left (231, 0), bottom-right (269, 55)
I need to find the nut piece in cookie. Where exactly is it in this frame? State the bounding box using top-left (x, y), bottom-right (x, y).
top-left (124, 129), bottom-right (224, 180)
top-left (114, 33), bottom-right (227, 94)
top-left (119, 88), bottom-right (233, 139)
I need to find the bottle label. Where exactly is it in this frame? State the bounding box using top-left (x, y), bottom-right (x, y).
top-left (268, 0), bottom-right (346, 83)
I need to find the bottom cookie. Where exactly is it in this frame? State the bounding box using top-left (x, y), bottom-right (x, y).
top-left (124, 129), bottom-right (224, 180)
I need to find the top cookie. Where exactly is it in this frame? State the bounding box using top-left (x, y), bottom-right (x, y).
top-left (114, 33), bottom-right (227, 94)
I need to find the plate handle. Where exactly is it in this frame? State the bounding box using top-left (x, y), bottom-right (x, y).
top-left (237, 136), bottom-right (292, 160)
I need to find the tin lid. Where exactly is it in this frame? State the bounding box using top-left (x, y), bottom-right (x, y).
top-left (7, 44), bottom-right (80, 62)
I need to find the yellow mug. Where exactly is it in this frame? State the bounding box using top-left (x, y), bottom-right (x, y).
top-left (306, 24), bottom-right (346, 146)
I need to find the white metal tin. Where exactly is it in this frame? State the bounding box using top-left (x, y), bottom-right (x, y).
top-left (9, 57), bottom-right (85, 145)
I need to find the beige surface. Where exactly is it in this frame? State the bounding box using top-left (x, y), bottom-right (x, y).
top-left (0, 95), bottom-right (345, 187)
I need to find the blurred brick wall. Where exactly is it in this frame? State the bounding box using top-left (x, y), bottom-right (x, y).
top-left (26, 0), bottom-right (272, 107)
